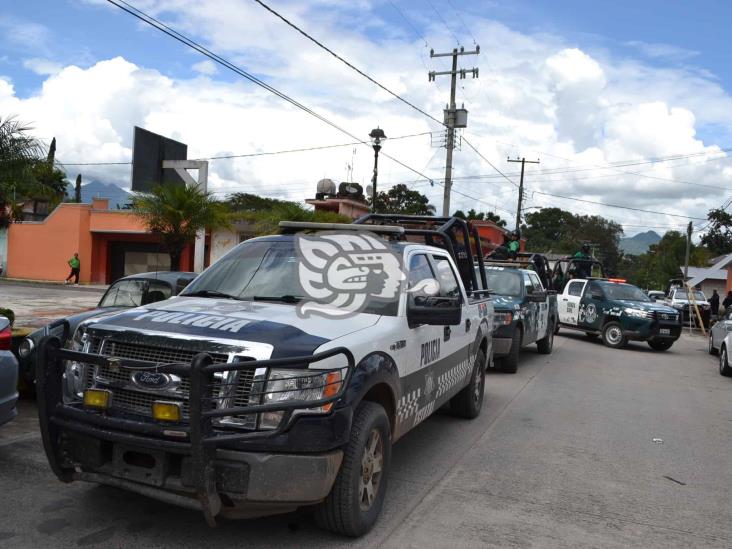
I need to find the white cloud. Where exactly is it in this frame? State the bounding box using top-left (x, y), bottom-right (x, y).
top-left (192, 59), bottom-right (217, 75)
top-left (22, 58), bottom-right (63, 76)
top-left (2, 1), bottom-right (732, 236)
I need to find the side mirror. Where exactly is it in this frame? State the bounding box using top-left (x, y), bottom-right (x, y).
top-left (590, 291), bottom-right (604, 301)
top-left (407, 296), bottom-right (461, 328)
top-left (528, 290), bottom-right (547, 303)
top-left (175, 277), bottom-right (193, 294)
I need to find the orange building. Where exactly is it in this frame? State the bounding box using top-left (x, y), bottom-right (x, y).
top-left (7, 198), bottom-right (193, 284)
top-left (471, 220), bottom-right (525, 255)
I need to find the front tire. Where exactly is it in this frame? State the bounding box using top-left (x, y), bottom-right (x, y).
top-left (648, 339), bottom-right (673, 351)
top-left (451, 349), bottom-right (486, 418)
top-left (720, 345), bottom-right (732, 377)
top-left (536, 320), bottom-right (554, 354)
top-left (709, 334), bottom-right (718, 356)
top-left (601, 321), bottom-right (627, 349)
top-left (314, 401), bottom-right (391, 537)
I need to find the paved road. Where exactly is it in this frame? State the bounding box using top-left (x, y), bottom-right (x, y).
top-left (0, 332), bottom-right (730, 548)
top-left (0, 281), bottom-right (104, 328)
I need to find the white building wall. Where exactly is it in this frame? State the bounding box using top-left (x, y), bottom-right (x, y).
top-left (209, 221), bottom-right (257, 265)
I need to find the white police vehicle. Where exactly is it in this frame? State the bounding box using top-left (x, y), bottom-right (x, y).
top-left (36, 216), bottom-right (493, 537)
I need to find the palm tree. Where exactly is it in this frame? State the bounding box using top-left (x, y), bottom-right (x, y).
top-left (0, 116), bottom-right (45, 227)
top-left (132, 184), bottom-right (230, 270)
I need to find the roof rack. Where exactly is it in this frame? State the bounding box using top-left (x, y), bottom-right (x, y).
top-left (279, 221), bottom-right (405, 235)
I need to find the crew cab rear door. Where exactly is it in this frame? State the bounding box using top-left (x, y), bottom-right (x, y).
top-left (559, 280), bottom-right (586, 326)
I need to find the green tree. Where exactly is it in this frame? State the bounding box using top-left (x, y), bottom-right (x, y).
top-left (453, 208), bottom-right (507, 227)
top-left (369, 184), bottom-right (435, 215)
top-left (700, 208), bottom-right (732, 256)
top-left (522, 207), bottom-right (624, 274)
top-left (227, 192), bottom-right (349, 235)
top-left (0, 116), bottom-right (45, 227)
top-left (132, 184), bottom-right (230, 270)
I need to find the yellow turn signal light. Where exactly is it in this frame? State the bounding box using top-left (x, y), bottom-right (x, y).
top-left (83, 389), bottom-right (112, 410)
top-left (152, 401), bottom-right (182, 422)
top-left (321, 371), bottom-right (343, 413)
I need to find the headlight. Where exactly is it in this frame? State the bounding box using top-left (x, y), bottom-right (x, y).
top-left (493, 311), bottom-right (513, 326)
top-left (672, 303), bottom-right (684, 310)
top-left (624, 308), bottom-right (651, 319)
top-left (71, 325), bottom-right (88, 350)
top-left (259, 368), bottom-right (343, 430)
top-left (18, 338), bottom-right (34, 358)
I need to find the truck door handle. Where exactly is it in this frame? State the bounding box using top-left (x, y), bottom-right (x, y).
top-left (465, 319), bottom-right (471, 332)
top-left (444, 326), bottom-right (451, 341)
top-left (562, 298), bottom-right (568, 301)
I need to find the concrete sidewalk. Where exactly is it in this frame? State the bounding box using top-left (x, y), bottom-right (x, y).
top-left (0, 277), bottom-right (108, 292)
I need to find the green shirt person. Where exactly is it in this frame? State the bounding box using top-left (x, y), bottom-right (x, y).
top-left (65, 252), bottom-right (81, 285)
top-left (573, 244), bottom-right (593, 278)
top-left (506, 231), bottom-right (520, 257)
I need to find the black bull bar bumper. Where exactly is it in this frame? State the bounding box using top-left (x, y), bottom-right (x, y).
top-left (36, 326), bottom-right (355, 526)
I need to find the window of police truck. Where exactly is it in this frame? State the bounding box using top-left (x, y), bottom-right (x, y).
top-left (182, 239), bottom-right (400, 315)
top-left (600, 282), bottom-right (650, 302)
top-left (474, 268), bottom-right (522, 297)
top-left (673, 289), bottom-right (706, 301)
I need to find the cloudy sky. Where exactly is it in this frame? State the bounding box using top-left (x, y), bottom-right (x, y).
top-left (2, 0), bottom-right (732, 236)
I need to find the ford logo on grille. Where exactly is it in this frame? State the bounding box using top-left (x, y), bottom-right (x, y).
top-left (131, 371), bottom-right (172, 390)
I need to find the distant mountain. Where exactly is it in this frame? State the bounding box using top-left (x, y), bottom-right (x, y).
top-left (620, 230), bottom-right (662, 255)
top-left (66, 181), bottom-right (133, 209)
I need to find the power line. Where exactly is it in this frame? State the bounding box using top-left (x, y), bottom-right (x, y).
top-left (425, 0), bottom-right (462, 46)
top-left (103, 1), bottom-right (435, 184)
top-left (531, 190), bottom-right (706, 220)
top-left (445, 0), bottom-right (478, 45)
top-left (461, 137), bottom-right (519, 188)
top-left (252, 0), bottom-right (444, 128)
top-left (386, 0), bottom-right (429, 46)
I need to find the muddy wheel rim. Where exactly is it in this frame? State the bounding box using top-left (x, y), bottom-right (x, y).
top-left (606, 325), bottom-right (622, 345)
top-left (360, 429), bottom-right (383, 511)
top-left (473, 363), bottom-right (484, 404)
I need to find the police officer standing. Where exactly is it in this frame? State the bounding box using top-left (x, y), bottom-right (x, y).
top-left (574, 243), bottom-right (593, 279)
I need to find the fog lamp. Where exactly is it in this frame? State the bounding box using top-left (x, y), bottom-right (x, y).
top-left (152, 401), bottom-right (182, 422)
top-left (83, 389), bottom-right (112, 410)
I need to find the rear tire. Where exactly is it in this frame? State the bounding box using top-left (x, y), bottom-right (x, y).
top-left (451, 349), bottom-right (486, 418)
top-left (601, 321), bottom-right (627, 349)
top-left (720, 345), bottom-right (732, 377)
top-left (314, 401), bottom-right (391, 537)
top-left (648, 339), bottom-right (673, 351)
top-left (536, 320), bottom-right (554, 354)
top-left (499, 327), bottom-right (521, 373)
top-left (709, 334), bottom-right (718, 356)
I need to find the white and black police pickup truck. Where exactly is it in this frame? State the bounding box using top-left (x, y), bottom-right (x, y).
top-left (557, 277), bottom-right (681, 350)
top-left (36, 215), bottom-right (493, 537)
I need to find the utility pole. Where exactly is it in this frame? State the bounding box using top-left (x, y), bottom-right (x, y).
top-left (429, 45), bottom-right (479, 216)
top-left (684, 221), bottom-right (693, 279)
top-left (507, 157), bottom-right (540, 231)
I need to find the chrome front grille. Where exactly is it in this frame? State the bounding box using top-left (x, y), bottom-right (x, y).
top-left (81, 337), bottom-right (257, 428)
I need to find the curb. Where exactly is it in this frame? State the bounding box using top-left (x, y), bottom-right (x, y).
top-left (0, 278), bottom-right (107, 293)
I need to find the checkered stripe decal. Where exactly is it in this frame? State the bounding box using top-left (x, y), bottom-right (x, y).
top-left (436, 356), bottom-right (472, 398)
top-left (396, 389), bottom-right (421, 423)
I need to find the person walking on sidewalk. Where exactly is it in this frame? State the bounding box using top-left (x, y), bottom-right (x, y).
top-left (64, 253), bottom-right (81, 285)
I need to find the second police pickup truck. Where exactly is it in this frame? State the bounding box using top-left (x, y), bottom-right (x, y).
top-left (557, 277), bottom-right (682, 350)
top-left (479, 257), bottom-right (558, 372)
top-left (35, 215), bottom-right (493, 537)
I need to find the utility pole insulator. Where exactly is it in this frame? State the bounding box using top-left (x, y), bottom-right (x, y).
top-left (429, 44), bottom-right (480, 216)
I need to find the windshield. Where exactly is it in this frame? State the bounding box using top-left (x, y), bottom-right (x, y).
top-left (673, 289), bottom-right (706, 301)
top-left (600, 282), bottom-right (650, 302)
top-left (477, 268), bottom-right (522, 297)
top-left (99, 279), bottom-right (146, 307)
top-left (182, 239), bottom-right (400, 316)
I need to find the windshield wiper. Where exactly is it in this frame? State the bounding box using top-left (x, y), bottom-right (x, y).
top-left (251, 295), bottom-right (302, 303)
top-left (183, 289), bottom-right (243, 300)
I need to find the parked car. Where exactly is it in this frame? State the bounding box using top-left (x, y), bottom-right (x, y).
top-left (478, 264), bottom-right (558, 373)
top-left (0, 317), bottom-right (19, 427)
top-left (710, 311), bottom-right (732, 377)
top-left (35, 216), bottom-right (493, 536)
top-left (557, 278), bottom-right (681, 350)
top-left (17, 271), bottom-right (197, 385)
top-left (708, 307), bottom-right (732, 359)
top-left (647, 290), bottom-right (666, 302)
top-left (668, 288), bottom-right (711, 327)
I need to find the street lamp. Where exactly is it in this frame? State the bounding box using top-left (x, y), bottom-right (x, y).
top-left (369, 127), bottom-right (386, 212)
